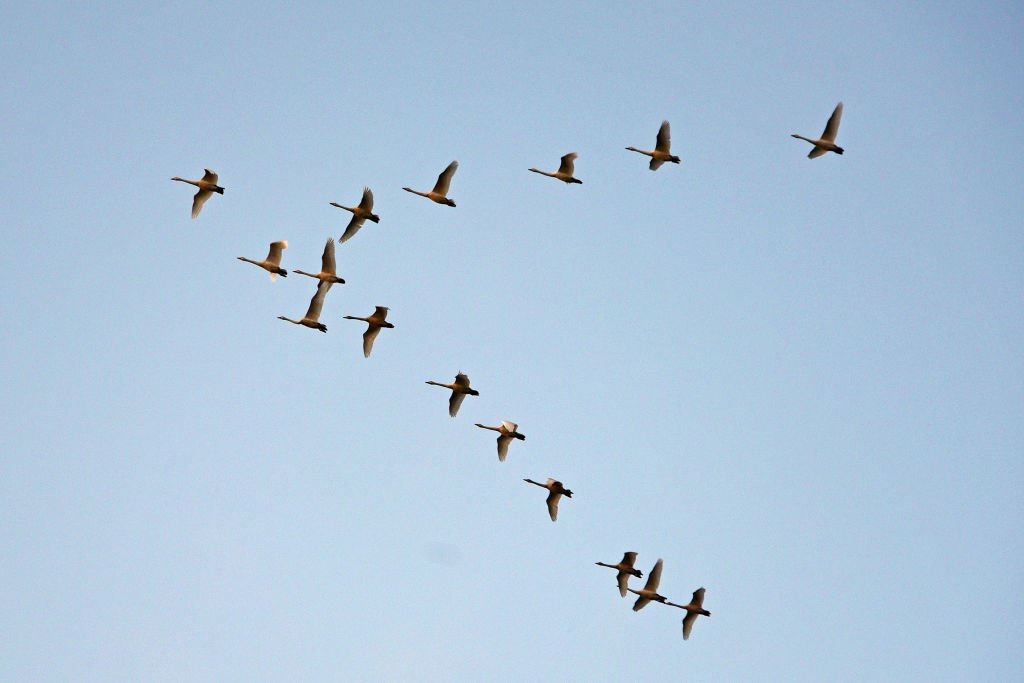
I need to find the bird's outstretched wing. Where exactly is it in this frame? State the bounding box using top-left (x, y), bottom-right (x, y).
top-left (558, 152), bottom-right (577, 175)
top-left (433, 160), bottom-right (459, 195)
top-left (191, 190), bottom-right (212, 219)
top-left (655, 120), bottom-right (671, 152)
top-left (821, 102), bottom-right (843, 142)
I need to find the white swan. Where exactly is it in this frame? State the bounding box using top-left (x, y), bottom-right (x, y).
top-left (595, 551), bottom-right (644, 597)
top-left (523, 478), bottom-right (573, 522)
top-left (625, 121), bottom-right (680, 171)
top-left (330, 187), bottom-right (380, 243)
top-left (342, 306), bottom-right (394, 358)
top-left (293, 238), bottom-right (346, 285)
top-left (666, 588), bottom-right (711, 640)
top-left (791, 102), bottom-right (844, 158)
top-left (528, 152), bottom-right (582, 184)
top-left (473, 421), bottom-right (525, 462)
top-left (278, 281), bottom-right (332, 333)
top-left (237, 240), bottom-right (288, 281)
top-left (403, 160), bottom-right (458, 206)
top-left (627, 558), bottom-right (673, 611)
top-left (425, 372), bottom-right (478, 417)
top-left (171, 168), bottom-right (224, 218)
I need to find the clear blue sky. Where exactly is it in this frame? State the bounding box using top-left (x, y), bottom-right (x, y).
top-left (2, 2), bottom-right (1022, 681)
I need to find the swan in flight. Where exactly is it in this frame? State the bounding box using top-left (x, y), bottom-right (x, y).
top-left (666, 587), bottom-right (711, 640)
top-left (791, 102), bottom-right (844, 158)
top-left (425, 372), bottom-right (478, 417)
top-left (237, 240), bottom-right (288, 281)
top-left (627, 558), bottom-right (673, 611)
top-left (473, 421), bottom-right (525, 462)
top-left (343, 306), bottom-right (394, 358)
top-left (278, 281), bottom-right (332, 333)
top-left (403, 160), bottom-right (458, 206)
top-left (528, 152), bottom-right (582, 184)
top-left (330, 187), bottom-right (380, 243)
top-left (523, 478), bottom-right (573, 522)
top-left (625, 121), bottom-right (680, 171)
top-left (171, 168), bottom-right (224, 218)
top-left (595, 551), bottom-right (644, 597)
top-left (293, 238), bottom-right (346, 285)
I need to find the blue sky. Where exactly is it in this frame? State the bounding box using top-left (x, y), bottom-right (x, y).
top-left (1, 2), bottom-right (1022, 681)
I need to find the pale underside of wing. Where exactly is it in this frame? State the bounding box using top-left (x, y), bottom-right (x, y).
top-left (808, 145), bottom-right (829, 159)
top-left (546, 492), bottom-right (560, 521)
top-left (266, 240), bottom-right (287, 265)
top-left (655, 120), bottom-right (671, 152)
top-left (821, 102), bottom-right (843, 142)
top-left (340, 215), bottom-right (365, 243)
top-left (362, 326), bottom-right (382, 357)
top-left (682, 612), bottom-right (698, 640)
top-left (373, 306), bottom-right (389, 319)
top-left (322, 238), bottom-right (337, 273)
top-left (558, 152), bottom-right (577, 175)
top-left (454, 373), bottom-right (470, 388)
top-left (306, 281), bottom-right (332, 320)
top-left (649, 157), bottom-right (665, 171)
top-left (622, 551), bottom-right (638, 567)
top-left (496, 434), bottom-right (512, 462)
top-left (433, 160), bottom-right (458, 195)
top-left (501, 420), bottom-right (517, 432)
top-left (644, 559), bottom-right (664, 592)
top-left (191, 189), bottom-right (212, 218)
top-left (617, 571), bottom-right (629, 597)
top-left (449, 391), bottom-right (467, 417)
top-left (359, 186), bottom-right (374, 210)
top-left (691, 587), bottom-right (706, 607)
top-left (202, 169), bottom-right (218, 183)
top-left (633, 595), bottom-right (651, 612)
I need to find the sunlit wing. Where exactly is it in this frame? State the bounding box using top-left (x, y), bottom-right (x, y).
top-left (682, 612), bottom-right (698, 640)
top-left (306, 281), bottom-right (332, 319)
top-left (449, 391), bottom-right (467, 417)
top-left (649, 158), bottom-right (665, 171)
top-left (340, 216), bottom-right (365, 243)
top-left (202, 169), bottom-right (218, 184)
top-left (691, 587), bottom-right (706, 608)
top-left (266, 240), bottom-right (287, 266)
top-left (191, 189), bottom-right (212, 219)
top-left (433, 160), bottom-right (458, 195)
top-left (373, 306), bottom-right (389, 319)
top-left (362, 326), bottom-right (382, 358)
top-left (497, 434), bottom-right (512, 462)
top-left (558, 152), bottom-right (577, 175)
top-left (617, 571), bottom-right (629, 597)
top-left (821, 102), bottom-right (843, 142)
top-left (501, 421), bottom-right (517, 432)
top-left (808, 146), bottom-right (828, 159)
top-left (655, 120), bottom-right (671, 152)
top-left (622, 551), bottom-right (638, 567)
top-left (454, 372), bottom-right (470, 388)
top-left (644, 559), bottom-right (663, 591)
top-left (632, 595), bottom-right (651, 612)
top-left (546, 492), bottom-right (560, 521)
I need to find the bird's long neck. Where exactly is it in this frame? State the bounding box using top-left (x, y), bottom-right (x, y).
top-left (791, 134), bottom-right (815, 143)
top-left (625, 146), bottom-right (652, 157)
top-left (344, 316), bottom-right (369, 322)
top-left (528, 168), bottom-right (553, 177)
top-left (595, 562), bottom-right (614, 569)
top-left (403, 187), bottom-right (428, 198)
top-left (524, 479), bottom-right (545, 489)
top-left (292, 270), bottom-right (317, 278)
top-left (238, 257), bottom-right (256, 265)
top-left (426, 381), bottom-right (451, 389)
top-left (171, 177), bottom-right (198, 187)
top-left (278, 316), bottom-right (299, 324)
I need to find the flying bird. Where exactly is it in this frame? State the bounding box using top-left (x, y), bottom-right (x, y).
top-left (627, 558), bottom-right (672, 611)
top-left (278, 281), bottom-right (332, 333)
top-left (625, 121), bottom-right (680, 170)
top-left (595, 551), bottom-right (644, 598)
top-left (171, 168), bottom-right (224, 218)
top-left (343, 306), bottom-right (394, 358)
top-left (403, 160), bottom-right (458, 206)
top-left (293, 238), bottom-right (346, 285)
top-left (791, 102), bottom-right (844, 158)
top-left (523, 478), bottom-right (573, 522)
top-left (425, 372), bottom-right (478, 417)
top-left (528, 152), bottom-right (582, 184)
top-left (237, 240), bottom-right (288, 281)
top-left (330, 187), bottom-right (380, 243)
top-left (474, 421), bottom-right (525, 462)
top-left (667, 588), bottom-right (711, 640)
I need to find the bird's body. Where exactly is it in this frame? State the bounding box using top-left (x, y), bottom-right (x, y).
top-left (403, 160), bottom-right (458, 206)
top-left (171, 168), bottom-right (224, 218)
top-left (628, 558), bottom-right (671, 611)
top-left (425, 372), bottom-right (478, 417)
top-left (791, 102), bottom-right (844, 158)
top-left (278, 281), bottom-right (332, 332)
top-left (523, 478), bottom-right (573, 522)
top-left (626, 121), bottom-right (680, 170)
top-left (237, 240), bottom-right (288, 281)
top-left (343, 306), bottom-right (394, 358)
top-left (595, 551), bottom-right (644, 597)
top-left (667, 588), bottom-right (711, 640)
top-left (474, 420), bottom-right (525, 462)
top-left (528, 152), bottom-right (582, 184)
top-left (293, 238), bottom-right (346, 285)
top-left (330, 187), bottom-right (380, 243)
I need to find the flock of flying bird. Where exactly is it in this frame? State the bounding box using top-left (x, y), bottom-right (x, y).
top-left (171, 103), bottom-right (845, 641)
